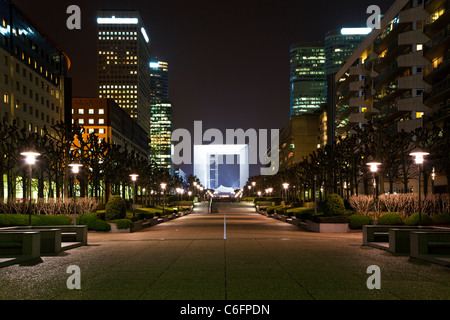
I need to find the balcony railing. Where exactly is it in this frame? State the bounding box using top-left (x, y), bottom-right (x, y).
top-left (423, 50), bottom-right (450, 78)
top-left (424, 24), bottom-right (450, 55)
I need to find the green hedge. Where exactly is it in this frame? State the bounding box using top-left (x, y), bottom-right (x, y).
top-left (348, 214), bottom-right (372, 229)
top-left (0, 214), bottom-right (71, 227)
top-left (431, 212), bottom-right (450, 225)
top-left (77, 212), bottom-right (111, 231)
top-left (405, 212), bottom-right (432, 226)
top-left (112, 219), bottom-right (134, 229)
top-left (377, 212), bottom-right (404, 225)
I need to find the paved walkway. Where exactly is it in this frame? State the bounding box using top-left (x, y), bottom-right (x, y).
top-left (0, 202), bottom-right (449, 301)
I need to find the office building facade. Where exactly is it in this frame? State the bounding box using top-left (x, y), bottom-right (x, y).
top-left (97, 10), bottom-right (152, 136)
top-left (289, 42), bottom-right (326, 117)
top-left (0, 0), bottom-right (70, 137)
top-left (72, 98), bottom-right (150, 159)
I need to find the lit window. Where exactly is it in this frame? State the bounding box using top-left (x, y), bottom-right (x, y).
top-left (416, 44), bottom-right (423, 51)
top-left (78, 119), bottom-right (84, 124)
top-left (89, 119), bottom-right (94, 124)
top-left (89, 109), bottom-right (94, 114)
top-left (99, 109), bottom-right (104, 114)
top-left (99, 119), bottom-right (104, 124)
top-left (78, 109), bottom-right (84, 114)
top-left (416, 112), bottom-right (424, 118)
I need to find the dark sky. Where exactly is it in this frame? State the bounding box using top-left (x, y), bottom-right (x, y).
top-left (12, 0), bottom-right (394, 178)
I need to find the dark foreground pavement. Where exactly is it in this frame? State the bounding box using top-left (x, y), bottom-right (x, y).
top-left (0, 202), bottom-right (449, 302)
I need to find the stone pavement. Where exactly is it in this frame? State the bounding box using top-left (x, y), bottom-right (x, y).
top-left (0, 202), bottom-right (449, 302)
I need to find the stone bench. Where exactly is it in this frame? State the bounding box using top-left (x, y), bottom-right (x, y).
top-left (388, 227), bottom-right (449, 254)
top-left (410, 231), bottom-right (450, 266)
top-left (2, 225), bottom-right (87, 249)
top-left (0, 228), bottom-right (62, 254)
top-left (0, 231), bottom-right (41, 267)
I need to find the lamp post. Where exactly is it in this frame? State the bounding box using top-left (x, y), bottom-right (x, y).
top-left (160, 183), bottom-right (167, 215)
top-left (252, 181), bottom-right (256, 196)
top-left (130, 174), bottom-right (138, 221)
top-left (21, 152), bottom-right (40, 225)
top-left (69, 164), bottom-right (83, 225)
top-left (410, 151), bottom-right (429, 226)
top-left (431, 167), bottom-right (435, 195)
top-left (367, 162), bottom-right (381, 225)
top-left (314, 175), bottom-right (317, 215)
top-left (247, 185), bottom-right (251, 198)
top-left (282, 183), bottom-right (289, 212)
top-left (188, 191), bottom-right (192, 210)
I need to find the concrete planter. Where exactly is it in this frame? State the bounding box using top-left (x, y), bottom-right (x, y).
top-left (306, 220), bottom-right (352, 233)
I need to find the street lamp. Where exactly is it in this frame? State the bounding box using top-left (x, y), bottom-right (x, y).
top-left (160, 183), bottom-right (167, 215)
top-left (282, 183), bottom-right (289, 211)
top-left (410, 151), bottom-right (429, 226)
top-left (130, 174), bottom-right (139, 221)
top-left (69, 164), bottom-right (83, 225)
top-left (367, 162), bottom-right (381, 225)
top-left (431, 167), bottom-right (435, 195)
top-left (247, 185), bottom-right (252, 197)
top-left (21, 152), bottom-right (40, 225)
top-left (252, 181), bottom-right (256, 196)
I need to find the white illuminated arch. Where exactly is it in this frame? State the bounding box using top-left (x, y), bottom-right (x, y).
top-left (193, 144), bottom-right (249, 190)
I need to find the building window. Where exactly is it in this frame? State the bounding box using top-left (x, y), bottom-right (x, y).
top-left (78, 109), bottom-right (84, 114)
top-left (89, 109), bottom-right (94, 114)
top-left (89, 119), bottom-right (94, 124)
top-left (99, 119), bottom-right (104, 124)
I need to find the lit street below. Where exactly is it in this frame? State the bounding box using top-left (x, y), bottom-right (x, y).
top-left (0, 202), bottom-right (449, 300)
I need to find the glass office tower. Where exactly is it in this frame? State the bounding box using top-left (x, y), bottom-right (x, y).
top-left (97, 10), bottom-right (152, 136)
top-left (149, 60), bottom-right (172, 172)
top-left (325, 28), bottom-right (369, 76)
top-left (289, 42), bottom-right (326, 117)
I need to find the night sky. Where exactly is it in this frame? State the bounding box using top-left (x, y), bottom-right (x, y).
top-left (13, 0), bottom-right (394, 179)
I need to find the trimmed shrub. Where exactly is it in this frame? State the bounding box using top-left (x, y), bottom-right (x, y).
top-left (105, 195), bottom-right (126, 221)
top-left (88, 219), bottom-right (111, 231)
top-left (376, 212), bottom-right (404, 225)
top-left (112, 219), bottom-right (134, 229)
top-left (405, 212), bottom-right (432, 226)
top-left (349, 214), bottom-right (372, 229)
top-left (431, 212), bottom-right (450, 225)
top-left (77, 212), bottom-right (111, 231)
top-left (323, 194), bottom-right (345, 216)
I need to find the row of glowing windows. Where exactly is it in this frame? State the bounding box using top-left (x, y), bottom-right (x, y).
top-left (98, 36), bottom-right (137, 41)
top-left (99, 89), bottom-right (137, 95)
top-left (99, 95), bottom-right (137, 103)
top-left (99, 85), bottom-right (137, 89)
top-left (75, 108), bottom-right (104, 115)
top-left (103, 55), bottom-right (137, 60)
top-left (98, 31), bottom-right (138, 36)
top-left (72, 118), bottom-right (105, 125)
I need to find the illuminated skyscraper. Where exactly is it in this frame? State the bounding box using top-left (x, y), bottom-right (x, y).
top-left (96, 10), bottom-right (152, 135)
top-left (150, 60), bottom-right (172, 172)
top-left (325, 28), bottom-right (369, 76)
top-left (289, 43), bottom-right (326, 117)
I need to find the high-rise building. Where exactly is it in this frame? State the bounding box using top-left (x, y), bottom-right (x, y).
top-left (96, 10), bottom-right (152, 136)
top-left (149, 59), bottom-right (172, 172)
top-left (325, 28), bottom-right (370, 76)
top-left (334, 0), bottom-right (433, 139)
top-left (0, 0), bottom-right (70, 137)
top-left (289, 42), bottom-right (326, 117)
top-left (332, 0), bottom-right (449, 193)
top-left (150, 60), bottom-right (169, 100)
top-left (150, 99), bottom-right (172, 172)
